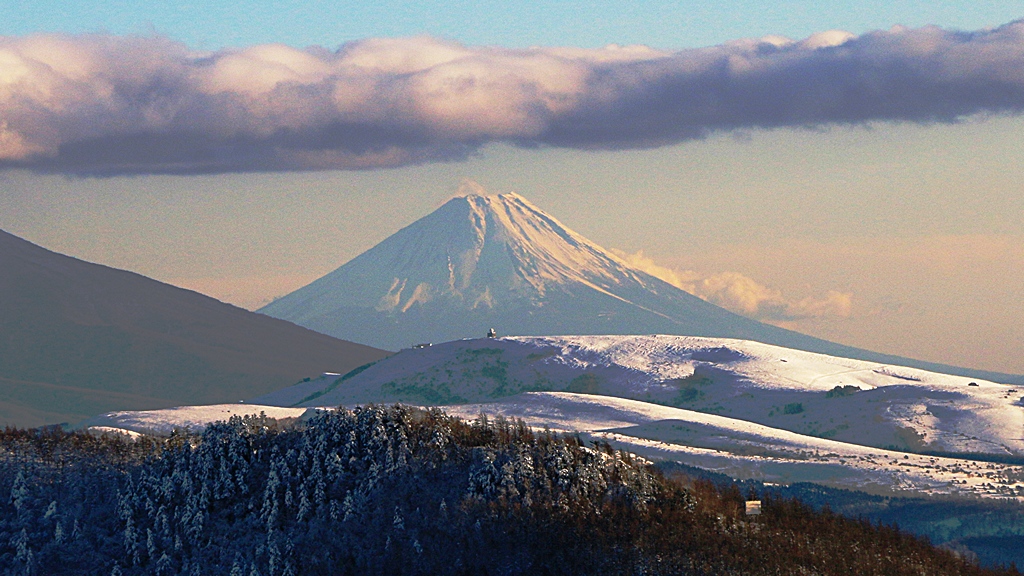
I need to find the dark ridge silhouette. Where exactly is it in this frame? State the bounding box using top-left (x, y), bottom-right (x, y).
top-left (0, 228), bottom-right (389, 428)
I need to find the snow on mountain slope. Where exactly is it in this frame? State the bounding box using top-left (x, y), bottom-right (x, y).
top-left (262, 183), bottom-right (657, 315)
top-left (258, 185), bottom-right (1022, 384)
top-left (86, 333), bottom-right (1024, 499)
top-left (258, 185), bottom-right (728, 351)
top-left (441, 392), bottom-right (1024, 499)
top-left (84, 392), bottom-right (1024, 500)
top-left (253, 335), bottom-right (1024, 457)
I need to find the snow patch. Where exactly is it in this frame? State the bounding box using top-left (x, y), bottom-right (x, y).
top-left (268, 334), bottom-right (1024, 458)
top-left (81, 404), bottom-right (310, 436)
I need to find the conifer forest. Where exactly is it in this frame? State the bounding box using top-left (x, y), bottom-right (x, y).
top-left (0, 406), bottom-right (1019, 575)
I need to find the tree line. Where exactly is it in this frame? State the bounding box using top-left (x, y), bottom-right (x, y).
top-left (0, 407), bottom-right (1019, 575)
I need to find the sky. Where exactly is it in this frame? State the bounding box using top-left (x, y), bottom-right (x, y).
top-left (1, 1), bottom-right (1023, 374)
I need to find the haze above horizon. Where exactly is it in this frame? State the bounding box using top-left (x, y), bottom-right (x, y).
top-left (1, 2), bottom-right (1022, 374)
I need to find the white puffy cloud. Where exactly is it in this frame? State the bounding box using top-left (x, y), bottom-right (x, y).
top-left (615, 250), bottom-right (852, 321)
top-left (2, 20), bottom-right (1024, 174)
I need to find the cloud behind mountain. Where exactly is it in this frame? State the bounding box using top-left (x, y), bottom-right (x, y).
top-left (613, 250), bottom-right (853, 322)
top-left (2, 20), bottom-right (1024, 174)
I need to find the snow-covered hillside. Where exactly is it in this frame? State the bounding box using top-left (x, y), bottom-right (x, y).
top-left (87, 334), bottom-right (1024, 500)
top-left (442, 392), bottom-right (1024, 500)
top-left (83, 391), bottom-right (1024, 500)
top-left (255, 335), bottom-right (1024, 457)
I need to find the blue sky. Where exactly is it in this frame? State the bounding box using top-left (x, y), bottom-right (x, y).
top-left (1, 1), bottom-right (1020, 49)
top-left (1, 2), bottom-right (1023, 374)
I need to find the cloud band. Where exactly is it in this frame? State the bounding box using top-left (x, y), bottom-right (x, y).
top-left (2, 21), bottom-right (1023, 174)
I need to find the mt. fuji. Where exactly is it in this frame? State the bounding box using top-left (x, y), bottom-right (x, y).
top-left (260, 184), bottom-right (1021, 384)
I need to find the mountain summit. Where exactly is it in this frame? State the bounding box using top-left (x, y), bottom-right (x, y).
top-left (269, 186), bottom-right (667, 313)
top-left (261, 185), bottom-right (726, 346)
top-left (260, 185), bottom-right (1021, 384)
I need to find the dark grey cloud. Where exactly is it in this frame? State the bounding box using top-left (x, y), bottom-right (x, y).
top-left (1, 22), bottom-right (1023, 175)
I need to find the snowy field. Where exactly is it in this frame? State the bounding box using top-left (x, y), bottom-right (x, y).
top-left (84, 404), bottom-right (309, 436)
top-left (86, 335), bottom-right (1024, 500)
top-left (256, 335), bottom-right (1024, 456)
top-left (443, 392), bottom-right (1024, 500)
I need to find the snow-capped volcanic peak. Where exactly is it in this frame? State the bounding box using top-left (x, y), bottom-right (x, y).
top-left (258, 183), bottom-right (1024, 387)
top-left (446, 188), bottom-right (645, 297)
top-left (264, 183), bottom-right (654, 319)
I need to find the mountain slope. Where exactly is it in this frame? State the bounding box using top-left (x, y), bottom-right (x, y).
top-left (260, 187), bottom-right (1022, 384)
top-left (253, 335), bottom-right (1024, 458)
top-left (93, 334), bottom-right (1024, 500)
top-left (0, 228), bottom-right (389, 428)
